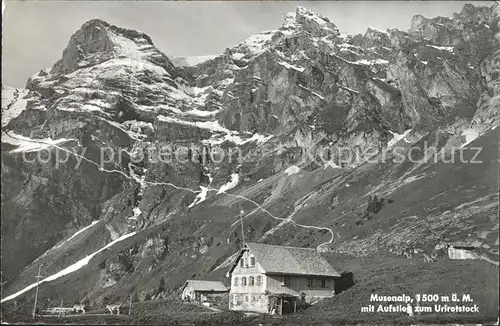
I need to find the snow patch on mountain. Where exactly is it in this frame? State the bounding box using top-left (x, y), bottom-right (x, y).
top-left (281, 6), bottom-right (340, 37)
top-left (99, 57), bottom-right (168, 76)
top-left (285, 165), bottom-right (301, 175)
top-left (218, 173), bottom-right (240, 194)
top-left (231, 53), bottom-right (245, 60)
top-left (278, 61), bottom-right (305, 72)
top-left (324, 161), bottom-right (342, 170)
top-left (108, 31), bottom-right (150, 59)
top-left (297, 84), bottom-right (325, 100)
top-left (171, 55), bottom-right (218, 67)
top-left (1, 231), bottom-right (136, 303)
top-left (351, 59), bottom-right (389, 66)
top-left (158, 115), bottom-right (230, 133)
top-left (202, 132), bottom-right (272, 146)
top-left (188, 186), bottom-right (209, 208)
top-left (460, 129), bottom-right (479, 148)
top-left (428, 45), bottom-right (454, 52)
top-left (159, 113), bottom-right (272, 146)
top-left (387, 129), bottom-right (412, 148)
top-left (368, 27), bottom-right (389, 35)
top-left (184, 108), bottom-right (220, 117)
top-left (234, 30), bottom-right (276, 56)
top-left (2, 132), bottom-right (77, 154)
top-left (53, 221), bottom-right (100, 250)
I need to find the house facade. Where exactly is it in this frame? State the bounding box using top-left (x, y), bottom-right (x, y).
top-left (228, 243), bottom-right (340, 314)
top-left (181, 280), bottom-right (228, 303)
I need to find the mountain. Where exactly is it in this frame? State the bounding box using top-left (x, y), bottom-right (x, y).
top-left (1, 4), bottom-right (498, 323)
top-left (170, 55), bottom-right (218, 67)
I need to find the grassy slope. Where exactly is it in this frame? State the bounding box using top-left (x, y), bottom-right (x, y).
top-left (1, 130), bottom-right (498, 324)
top-left (264, 128), bottom-right (499, 257)
top-left (3, 299), bottom-right (251, 325)
top-left (260, 255), bottom-right (499, 325)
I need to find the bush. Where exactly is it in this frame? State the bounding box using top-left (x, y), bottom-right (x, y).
top-left (132, 293), bottom-right (140, 303)
top-left (366, 195), bottom-right (385, 214)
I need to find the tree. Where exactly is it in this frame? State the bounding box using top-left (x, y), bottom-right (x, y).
top-left (132, 292), bottom-right (140, 303)
top-left (157, 276), bottom-right (165, 295)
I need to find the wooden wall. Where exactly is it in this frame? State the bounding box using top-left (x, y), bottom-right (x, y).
top-left (181, 285), bottom-right (194, 301)
top-left (266, 275), bottom-right (335, 303)
top-left (231, 249), bottom-right (266, 275)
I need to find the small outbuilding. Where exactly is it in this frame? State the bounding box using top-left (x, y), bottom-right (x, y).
top-left (447, 243), bottom-right (479, 260)
top-left (181, 280), bottom-right (228, 303)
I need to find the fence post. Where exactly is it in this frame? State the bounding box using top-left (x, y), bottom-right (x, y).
top-left (59, 299), bottom-right (64, 318)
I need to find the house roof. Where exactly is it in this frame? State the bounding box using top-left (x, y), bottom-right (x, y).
top-left (449, 242), bottom-right (478, 249)
top-left (183, 280), bottom-right (228, 292)
top-left (229, 243), bottom-right (340, 277)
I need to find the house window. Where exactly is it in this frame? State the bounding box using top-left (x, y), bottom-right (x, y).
top-left (256, 276), bottom-right (262, 286)
top-left (245, 295), bottom-right (249, 302)
top-left (251, 295), bottom-right (256, 302)
top-left (282, 276), bottom-right (291, 286)
top-left (249, 276), bottom-right (255, 286)
top-left (249, 256), bottom-right (256, 266)
top-left (233, 294), bottom-right (237, 304)
top-left (233, 277), bottom-right (239, 287)
top-left (308, 278), bottom-right (314, 287)
top-left (320, 279), bottom-right (326, 288)
top-left (242, 277), bottom-right (247, 286)
top-left (240, 259), bottom-right (244, 267)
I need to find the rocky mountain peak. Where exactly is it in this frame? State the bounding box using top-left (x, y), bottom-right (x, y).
top-left (455, 3), bottom-right (493, 24)
top-left (228, 6), bottom-right (341, 60)
top-left (50, 18), bottom-right (172, 76)
top-left (281, 6), bottom-right (340, 38)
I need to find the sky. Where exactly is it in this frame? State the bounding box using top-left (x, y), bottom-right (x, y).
top-left (2, 1), bottom-right (491, 88)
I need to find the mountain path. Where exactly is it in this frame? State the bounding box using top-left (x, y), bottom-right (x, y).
top-left (3, 131), bottom-right (335, 250)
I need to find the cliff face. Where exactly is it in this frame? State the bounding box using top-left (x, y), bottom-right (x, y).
top-left (1, 4), bottom-right (498, 311)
